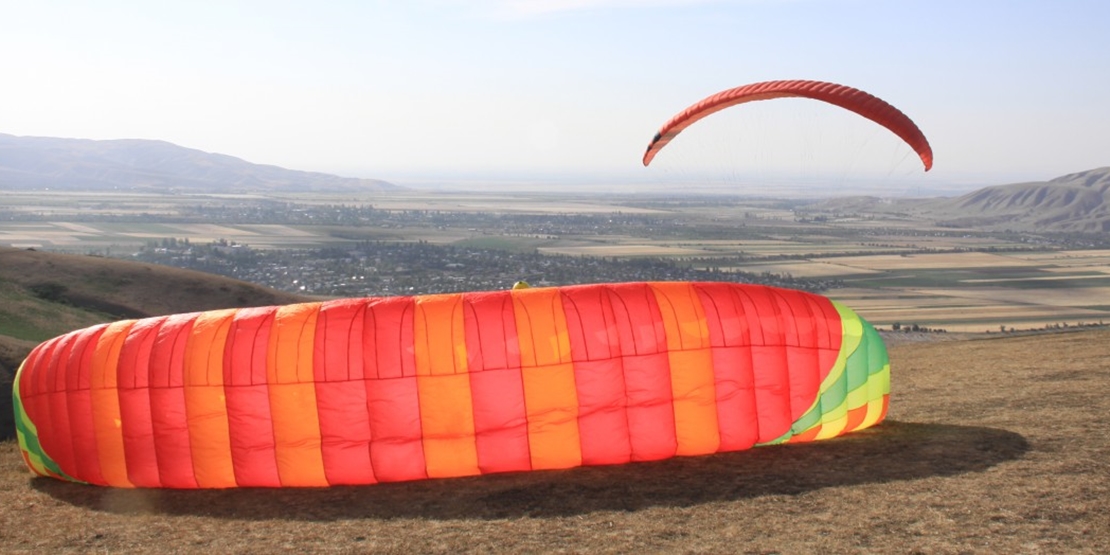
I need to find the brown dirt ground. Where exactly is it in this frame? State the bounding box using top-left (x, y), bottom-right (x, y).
top-left (1, 328), bottom-right (1108, 554)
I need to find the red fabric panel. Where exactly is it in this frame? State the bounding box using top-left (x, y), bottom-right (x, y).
top-left (748, 352), bottom-right (791, 444)
top-left (561, 285), bottom-right (631, 465)
top-left (603, 284), bottom-right (676, 462)
top-left (814, 296), bottom-right (844, 379)
top-left (468, 370), bottom-right (529, 473)
top-left (737, 287), bottom-right (794, 443)
top-left (772, 290), bottom-right (823, 422)
top-left (63, 325), bottom-right (108, 485)
top-left (222, 307), bottom-right (281, 487)
top-left (364, 297), bottom-right (418, 378)
top-left (18, 338), bottom-right (58, 475)
top-left (47, 334), bottom-right (79, 478)
top-left (117, 317), bottom-right (168, 487)
top-left (694, 283), bottom-right (759, 451)
top-left (365, 378), bottom-right (424, 481)
top-left (463, 291), bottom-right (530, 474)
top-left (313, 298), bottom-right (376, 485)
top-left (18, 337), bottom-right (51, 403)
top-left (42, 334), bottom-right (79, 479)
top-left (32, 336), bottom-right (58, 396)
top-left (148, 313), bottom-right (198, 488)
top-left (362, 297), bottom-right (426, 482)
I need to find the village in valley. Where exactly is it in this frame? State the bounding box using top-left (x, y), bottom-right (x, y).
top-left (4, 188), bottom-right (1110, 334)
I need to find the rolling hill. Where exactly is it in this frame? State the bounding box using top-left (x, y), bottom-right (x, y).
top-left (0, 133), bottom-right (400, 193)
top-left (921, 167), bottom-right (1110, 232)
top-left (808, 167), bottom-right (1110, 232)
top-left (0, 246), bottom-right (314, 440)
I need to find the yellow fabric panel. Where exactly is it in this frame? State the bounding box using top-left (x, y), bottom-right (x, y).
top-left (520, 363), bottom-right (581, 469)
top-left (650, 283), bottom-right (720, 456)
top-left (415, 294), bottom-right (479, 478)
top-left (859, 394), bottom-right (887, 431)
top-left (664, 349), bottom-right (720, 455)
top-left (415, 294), bottom-right (469, 376)
top-left (89, 320), bottom-right (136, 488)
top-left (266, 303), bottom-right (328, 487)
top-left (815, 412), bottom-right (849, 440)
top-left (416, 373), bottom-right (480, 478)
top-left (513, 284), bottom-right (581, 470)
top-left (512, 287), bottom-right (573, 368)
top-left (182, 309), bottom-right (237, 488)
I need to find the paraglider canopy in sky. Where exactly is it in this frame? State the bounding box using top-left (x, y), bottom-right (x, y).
top-left (642, 79), bottom-right (933, 172)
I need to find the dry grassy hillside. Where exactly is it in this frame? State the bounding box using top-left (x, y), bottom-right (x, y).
top-left (922, 168), bottom-right (1110, 231)
top-left (0, 246), bottom-right (313, 440)
top-left (1, 329), bottom-right (1107, 553)
top-left (0, 247), bottom-right (309, 323)
top-left (806, 166), bottom-right (1110, 232)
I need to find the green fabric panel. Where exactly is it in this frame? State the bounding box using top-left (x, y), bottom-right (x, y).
top-left (844, 330), bottom-right (872, 394)
top-left (815, 343), bottom-right (857, 417)
top-left (766, 301), bottom-right (892, 444)
top-left (864, 320), bottom-right (890, 376)
top-left (12, 361), bottom-right (73, 481)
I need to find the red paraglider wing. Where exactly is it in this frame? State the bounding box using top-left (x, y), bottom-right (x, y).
top-left (642, 79), bottom-right (933, 171)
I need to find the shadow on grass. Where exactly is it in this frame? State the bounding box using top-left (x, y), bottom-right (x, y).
top-left (32, 420), bottom-right (1028, 521)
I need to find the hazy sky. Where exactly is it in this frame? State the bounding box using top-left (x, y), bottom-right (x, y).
top-left (2, 0), bottom-right (1108, 193)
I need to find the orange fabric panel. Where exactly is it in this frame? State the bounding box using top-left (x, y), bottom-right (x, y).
top-left (88, 320), bottom-right (136, 488)
top-left (414, 294), bottom-right (479, 478)
top-left (414, 294), bottom-right (469, 377)
top-left (182, 309), bottom-right (237, 488)
top-left (843, 405), bottom-right (870, 435)
top-left (266, 303), bottom-right (328, 487)
top-left (512, 288), bottom-right (581, 470)
top-left (788, 427), bottom-right (822, 444)
top-left (650, 282), bottom-right (720, 456)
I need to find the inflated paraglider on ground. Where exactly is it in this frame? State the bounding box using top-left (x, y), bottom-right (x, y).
top-left (14, 79), bottom-right (924, 488)
top-left (14, 282), bottom-right (889, 488)
top-left (642, 79), bottom-right (933, 171)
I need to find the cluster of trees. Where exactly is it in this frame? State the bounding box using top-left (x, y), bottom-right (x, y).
top-left (133, 238), bottom-right (842, 298)
top-left (890, 322), bottom-right (948, 333)
top-left (994, 321), bottom-right (1107, 334)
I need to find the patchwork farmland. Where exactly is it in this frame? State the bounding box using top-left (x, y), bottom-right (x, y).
top-left (3, 190), bottom-right (1108, 333)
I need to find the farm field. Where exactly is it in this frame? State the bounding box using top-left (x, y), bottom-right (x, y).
top-left (0, 221), bottom-right (338, 251)
top-left (826, 251), bottom-right (1110, 332)
top-left (3, 190), bottom-right (1109, 333)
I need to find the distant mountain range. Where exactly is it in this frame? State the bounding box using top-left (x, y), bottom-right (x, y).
top-left (0, 133), bottom-right (400, 193)
top-left (811, 167), bottom-right (1110, 233)
top-left (3, 133), bottom-right (1107, 232)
